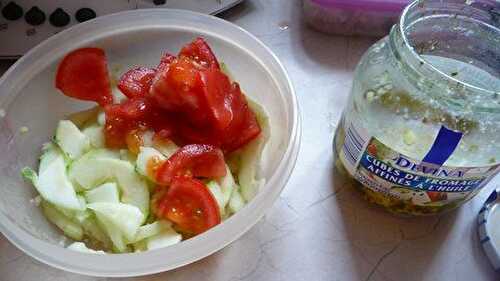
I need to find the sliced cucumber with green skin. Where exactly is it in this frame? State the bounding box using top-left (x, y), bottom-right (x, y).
top-left (80, 216), bottom-right (112, 249)
top-left (136, 147), bottom-right (166, 182)
top-left (146, 227), bottom-right (182, 250)
top-left (153, 140), bottom-right (178, 158)
top-left (142, 130), bottom-right (155, 148)
top-left (238, 100), bottom-right (270, 201)
top-left (38, 142), bottom-right (61, 173)
top-left (23, 151), bottom-right (83, 211)
top-left (79, 148), bottom-right (121, 161)
top-left (206, 181), bottom-right (226, 217)
top-left (55, 120), bottom-right (91, 160)
top-left (217, 165), bottom-right (236, 207)
top-left (54, 195), bottom-right (87, 221)
top-left (67, 106), bottom-right (100, 129)
top-left (88, 202), bottom-right (144, 242)
top-left (120, 149), bottom-right (137, 164)
top-left (67, 242), bottom-right (106, 254)
top-left (132, 239), bottom-right (148, 252)
top-left (94, 212), bottom-right (127, 253)
top-left (70, 157), bottom-right (149, 217)
top-left (97, 111), bottom-right (106, 126)
top-left (133, 220), bottom-right (171, 243)
top-left (82, 126), bottom-right (105, 149)
top-left (228, 187), bottom-right (245, 214)
top-left (41, 200), bottom-right (83, 241)
top-left (112, 87), bottom-right (128, 104)
top-left (85, 183), bottom-right (120, 204)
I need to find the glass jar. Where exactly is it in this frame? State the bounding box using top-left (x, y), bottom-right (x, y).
top-left (334, 0), bottom-right (500, 216)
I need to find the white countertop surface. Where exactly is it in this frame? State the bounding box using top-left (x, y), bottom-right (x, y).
top-left (0, 0), bottom-right (498, 280)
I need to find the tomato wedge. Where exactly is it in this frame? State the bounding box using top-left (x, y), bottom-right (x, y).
top-left (179, 37), bottom-right (220, 69)
top-left (55, 48), bottom-right (112, 106)
top-left (218, 82), bottom-right (261, 153)
top-left (156, 53), bottom-right (177, 72)
top-left (200, 67), bottom-right (234, 130)
top-left (153, 176), bottom-right (221, 235)
top-left (156, 144), bottom-right (226, 185)
top-left (150, 57), bottom-right (211, 126)
top-left (117, 67), bottom-right (156, 98)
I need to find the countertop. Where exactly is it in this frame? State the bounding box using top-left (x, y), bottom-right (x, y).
top-left (0, 0), bottom-right (497, 280)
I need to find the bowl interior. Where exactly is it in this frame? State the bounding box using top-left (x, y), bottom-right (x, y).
top-left (0, 10), bottom-right (298, 276)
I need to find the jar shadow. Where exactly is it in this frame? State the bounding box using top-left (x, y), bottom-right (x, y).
top-left (325, 146), bottom-right (462, 280)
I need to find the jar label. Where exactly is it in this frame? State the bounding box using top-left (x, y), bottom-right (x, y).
top-left (337, 117), bottom-right (500, 207)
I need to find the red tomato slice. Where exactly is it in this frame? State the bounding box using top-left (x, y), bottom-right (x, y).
top-left (153, 176), bottom-right (221, 235)
top-left (200, 67), bottom-right (234, 130)
top-left (156, 144), bottom-right (226, 185)
top-left (117, 67), bottom-right (156, 98)
top-left (103, 97), bottom-right (152, 148)
top-left (103, 104), bottom-right (131, 148)
top-left (179, 37), bottom-right (220, 69)
top-left (55, 48), bottom-right (112, 106)
top-left (220, 82), bottom-right (261, 153)
top-left (174, 82), bottom-right (261, 153)
top-left (150, 57), bottom-right (211, 126)
top-left (156, 53), bottom-right (177, 72)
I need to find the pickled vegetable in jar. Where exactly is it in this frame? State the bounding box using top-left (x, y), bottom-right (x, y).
top-left (334, 0), bottom-right (500, 216)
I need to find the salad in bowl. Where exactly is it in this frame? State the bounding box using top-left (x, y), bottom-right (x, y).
top-left (21, 38), bottom-right (269, 254)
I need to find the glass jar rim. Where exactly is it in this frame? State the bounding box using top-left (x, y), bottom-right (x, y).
top-left (397, 0), bottom-right (500, 96)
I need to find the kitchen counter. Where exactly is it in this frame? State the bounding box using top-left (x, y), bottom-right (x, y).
top-left (0, 0), bottom-right (497, 280)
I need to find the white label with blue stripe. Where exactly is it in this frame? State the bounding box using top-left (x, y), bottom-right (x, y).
top-left (339, 121), bottom-right (500, 208)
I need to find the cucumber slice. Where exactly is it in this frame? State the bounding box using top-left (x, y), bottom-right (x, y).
top-left (217, 165), bottom-right (236, 207)
top-left (38, 142), bottom-right (61, 173)
top-left (82, 126), bottom-right (105, 148)
top-left (55, 120), bottom-right (91, 160)
top-left (70, 157), bottom-right (149, 216)
top-left (80, 216), bottom-right (112, 249)
top-left (112, 87), bottom-right (128, 104)
top-left (142, 130), bottom-right (155, 148)
top-left (132, 239), bottom-right (148, 253)
top-left (21, 167), bottom-right (37, 184)
top-left (206, 181), bottom-right (226, 217)
top-left (228, 187), bottom-right (245, 214)
top-left (87, 202), bottom-right (144, 242)
top-left (153, 139), bottom-right (178, 158)
top-left (85, 183), bottom-right (119, 204)
top-left (133, 220), bottom-right (171, 243)
top-left (146, 227), bottom-right (182, 250)
top-left (94, 212), bottom-right (127, 253)
top-left (67, 106), bottom-right (100, 129)
top-left (67, 242), bottom-right (106, 254)
top-left (41, 200), bottom-right (83, 241)
top-left (97, 111), bottom-right (106, 126)
top-left (81, 148), bottom-right (121, 161)
top-left (26, 151), bottom-right (83, 211)
top-left (120, 149), bottom-right (137, 164)
top-left (238, 100), bottom-right (270, 201)
top-left (54, 195), bottom-right (87, 221)
top-left (135, 147), bottom-right (166, 182)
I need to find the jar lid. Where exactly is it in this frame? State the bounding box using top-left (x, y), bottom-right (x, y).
top-left (478, 188), bottom-right (500, 272)
top-left (310, 0), bottom-right (410, 12)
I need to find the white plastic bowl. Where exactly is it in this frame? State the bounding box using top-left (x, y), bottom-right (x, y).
top-left (0, 9), bottom-right (300, 277)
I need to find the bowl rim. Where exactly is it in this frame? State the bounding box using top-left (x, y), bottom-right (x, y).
top-left (0, 8), bottom-right (301, 277)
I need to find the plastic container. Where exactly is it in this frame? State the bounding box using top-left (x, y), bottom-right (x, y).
top-left (303, 0), bottom-right (409, 37)
top-left (0, 9), bottom-right (300, 277)
top-left (334, 0), bottom-right (500, 215)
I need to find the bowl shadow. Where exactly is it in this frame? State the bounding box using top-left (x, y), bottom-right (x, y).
top-left (326, 145), bottom-right (460, 280)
